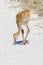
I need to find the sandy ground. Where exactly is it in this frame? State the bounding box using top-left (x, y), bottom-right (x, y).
top-left (0, 0), bottom-right (43, 65)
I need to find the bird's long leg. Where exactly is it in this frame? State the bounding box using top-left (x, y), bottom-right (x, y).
top-left (25, 26), bottom-right (30, 41)
top-left (13, 31), bottom-right (20, 44)
top-left (13, 23), bottom-right (22, 44)
top-left (23, 24), bottom-right (30, 44)
top-left (21, 29), bottom-right (24, 41)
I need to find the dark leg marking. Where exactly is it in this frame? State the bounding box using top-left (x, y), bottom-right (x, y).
top-left (21, 29), bottom-right (24, 34)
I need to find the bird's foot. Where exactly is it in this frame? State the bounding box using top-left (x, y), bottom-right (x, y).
top-left (22, 40), bottom-right (27, 45)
